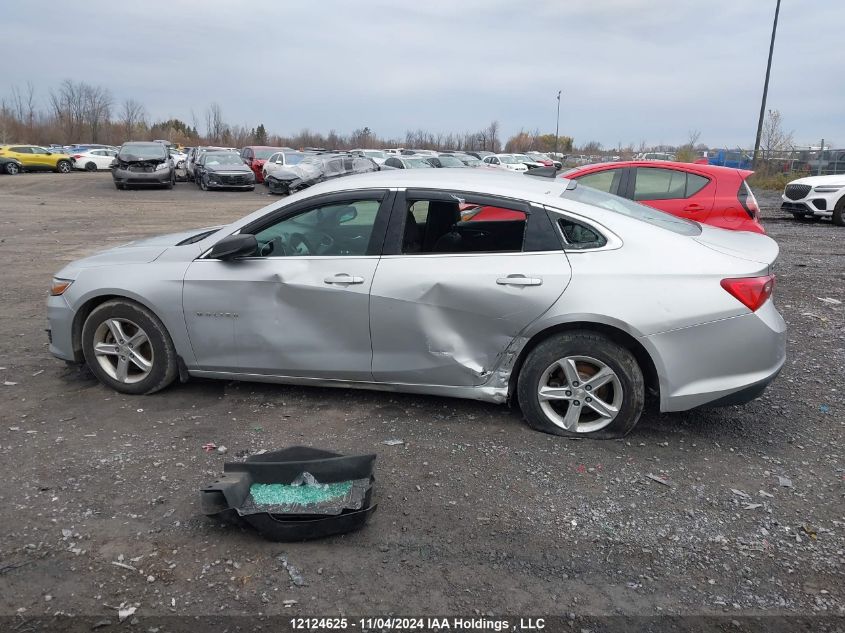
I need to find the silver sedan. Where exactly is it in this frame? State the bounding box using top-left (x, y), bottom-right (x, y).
top-left (46, 170), bottom-right (786, 438)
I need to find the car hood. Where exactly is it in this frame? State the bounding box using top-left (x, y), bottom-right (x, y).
top-left (205, 163), bottom-right (251, 173)
top-left (787, 174), bottom-right (845, 187)
top-left (693, 223), bottom-right (779, 265)
top-left (58, 226), bottom-right (223, 274)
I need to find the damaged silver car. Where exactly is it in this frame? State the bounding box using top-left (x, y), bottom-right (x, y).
top-left (112, 142), bottom-right (176, 190)
top-left (46, 170), bottom-right (786, 438)
top-left (266, 153), bottom-right (379, 195)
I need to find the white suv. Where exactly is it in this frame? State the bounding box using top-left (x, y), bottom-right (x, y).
top-left (782, 174), bottom-right (845, 226)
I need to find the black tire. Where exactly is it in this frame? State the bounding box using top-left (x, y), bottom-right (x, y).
top-left (84, 161), bottom-right (97, 171)
top-left (114, 182), bottom-right (124, 190)
top-left (200, 175), bottom-right (208, 191)
top-left (56, 160), bottom-right (72, 174)
top-left (165, 175), bottom-right (174, 190)
top-left (517, 331), bottom-right (645, 439)
top-left (4, 162), bottom-right (20, 175)
top-left (833, 197), bottom-right (845, 227)
top-left (81, 299), bottom-right (178, 395)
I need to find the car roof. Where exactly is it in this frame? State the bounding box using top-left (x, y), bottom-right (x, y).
top-left (570, 160), bottom-right (751, 178)
top-left (299, 167), bottom-right (571, 204)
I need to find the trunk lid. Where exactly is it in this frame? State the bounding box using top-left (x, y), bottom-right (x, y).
top-left (693, 224), bottom-right (779, 265)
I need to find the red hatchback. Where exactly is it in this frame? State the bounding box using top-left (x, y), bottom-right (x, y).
top-left (562, 161), bottom-right (764, 233)
top-left (240, 146), bottom-right (289, 183)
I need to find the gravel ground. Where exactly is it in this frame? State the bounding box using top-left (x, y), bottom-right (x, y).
top-left (0, 173), bottom-right (842, 629)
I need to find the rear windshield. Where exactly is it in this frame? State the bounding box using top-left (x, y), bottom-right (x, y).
top-left (119, 144), bottom-right (166, 160)
top-left (562, 183), bottom-right (701, 235)
top-left (253, 148), bottom-right (277, 159)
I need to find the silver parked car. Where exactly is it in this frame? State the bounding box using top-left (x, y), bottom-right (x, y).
top-left (46, 170), bottom-right (785, 438)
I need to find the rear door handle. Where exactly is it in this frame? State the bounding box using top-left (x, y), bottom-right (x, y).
top-left (324, 273), bottom-right (364, 285)
top-left (683, 203), bottom-right (705, 212)
top-left (496, 274), bottom-right (543, 287)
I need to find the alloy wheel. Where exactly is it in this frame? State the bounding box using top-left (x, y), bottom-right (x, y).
top-left (537, 355), bottom-right (623, 433)
top-left (92, 318), bottom-right (154, 384)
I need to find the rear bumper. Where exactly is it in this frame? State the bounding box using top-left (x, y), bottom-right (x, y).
top-left (645, 301), bottom-right (786, 412)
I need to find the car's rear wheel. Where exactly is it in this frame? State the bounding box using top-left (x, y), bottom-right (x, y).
top-left (833, 197), bottom-right (845, 227)
top-left (84, 161), bottom-right (97, 171)
top-left (517, 331), bottom-right (644, 439)
top-left (82, 300), bottom-right (178, 395)
top-left (4, 162), bottom-right (20, 175)
top-left (56, 160), bottom-right (72, 173)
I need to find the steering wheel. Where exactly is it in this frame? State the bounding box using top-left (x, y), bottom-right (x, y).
top-left (288, 232), bottom-right (317, 255)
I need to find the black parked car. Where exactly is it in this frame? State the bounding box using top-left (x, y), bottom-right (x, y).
top-left (194, 151), bottom-right (255, 191)
top-left (266, 154), bottom-right (378, 195)
top-left (0, 156), bottom-right (24, 175)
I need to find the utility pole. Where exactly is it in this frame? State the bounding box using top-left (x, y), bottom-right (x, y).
top-left (555, 90), bottom-right (561, 156)
top-left (752, 0), bottom-right (782, 168)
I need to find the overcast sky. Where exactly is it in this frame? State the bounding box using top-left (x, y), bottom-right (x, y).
top-left (2, 0), bottom-right (839, 149)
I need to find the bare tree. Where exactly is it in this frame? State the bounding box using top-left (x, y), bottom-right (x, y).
top-left (82, 85), bottom-right (112, 143)
top-left (50, 79), bottom-right (86, 142)
top-left (120, 98), bottom-right (146, 140)
top-left (11, 82), bottom-right (36, 133)
top-left (761, 109), bottom-right (793, 160)
top-left (205, 102), bottom-right (226, 143)
top-left (486, 120), bottom-right (500, 152)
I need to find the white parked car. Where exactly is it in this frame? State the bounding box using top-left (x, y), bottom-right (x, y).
top-left (481, 154), bottom-right (528, 172)
top-left (261, 151), bottom-right (308, 182)
top-left (350, 149), bottom-right (387, 165)
top-left (781, 174), bottom-right (845, 226)
top-left (70, 148), bottom-right (118, 171)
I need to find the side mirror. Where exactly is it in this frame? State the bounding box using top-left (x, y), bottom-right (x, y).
top-left (208, 234), bottom-right (257, 260)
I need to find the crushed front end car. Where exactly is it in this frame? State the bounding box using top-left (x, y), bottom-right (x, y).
top-left (266, 154), bottom-right (379, 195)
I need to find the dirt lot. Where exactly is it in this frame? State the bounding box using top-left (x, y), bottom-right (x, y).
top-left (0, 173), bottom-right (843, 629)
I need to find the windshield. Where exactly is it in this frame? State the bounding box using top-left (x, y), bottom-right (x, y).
top-left (498, 155), bottom-right (518, 164)
top-left (437, 155), bottom-right (465, 167)
top-left (404, 158), bottom-right (434, 168)
top-left (513, 155), bottom-right (530, 161)
top-left (254, 148), bottom-right (277, 160)
top-left (204, 153), bottom-right (243, 166)
top-left (118, 143), bottom-right (166, 160)
top-left (363, 150), bottom-right (386, 159)
top-left (284, 152), bottom-right (305, 165)
top-left (531, 153), bottom-right (551, 160)
top-left (562, 183), bottom-right (701, 235)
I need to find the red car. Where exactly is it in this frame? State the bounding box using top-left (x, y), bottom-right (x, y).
top-left (561, 161), bottom-right (764, 233)
top-left (240, 146), bottom-right (289, 184)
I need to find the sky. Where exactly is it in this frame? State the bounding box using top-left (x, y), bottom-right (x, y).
top-left (2, 0), bottom-right (840, 149)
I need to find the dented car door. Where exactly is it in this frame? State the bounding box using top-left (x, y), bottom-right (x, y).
top-left (182, 192), bottom-right (391, 379)
top-left (369, 189), bottom-right (571, 387)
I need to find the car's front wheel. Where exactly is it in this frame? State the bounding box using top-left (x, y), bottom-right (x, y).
top-left (56, 160), bottom-right (72, 173)
top-left (517, 331), bottom-right (644, 439)
top-left (4, 162), bottom-right (20, 175)
top-left (82, 299), bottom-right (178, 395)
top-left (833, 197), bottom-right (845, 227)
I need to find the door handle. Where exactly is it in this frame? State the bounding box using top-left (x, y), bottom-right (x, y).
top-left (324, 273), bottom-right (364, 285)
top-left (496, 275), bottom-right (543, 287)
top-left (683, 203), bottom-right (705, 212)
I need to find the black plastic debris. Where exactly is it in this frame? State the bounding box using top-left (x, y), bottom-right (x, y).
top-left (200, 446), bottom-right (376, 541)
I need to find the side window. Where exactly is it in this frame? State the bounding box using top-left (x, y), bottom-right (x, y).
top-left (402, 197), bottom-right (526, 254)
top-left (558, 219), bottom-right (607, 250)
top-left (252, 199), bottom-right (382, 258)
top-left (10, 146), bottom-right (30, 153)
top-left (633, 168), bottom-right (687, 200)
top-left (576, 169), bottom-right (621, 194)
top-left (685, 173), bottom-right (710, 197)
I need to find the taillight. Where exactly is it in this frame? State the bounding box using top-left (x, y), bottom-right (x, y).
top-left (720, 275), bottom-right (775, 311)
top-left (738, 181), bottom-right (760, 219)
